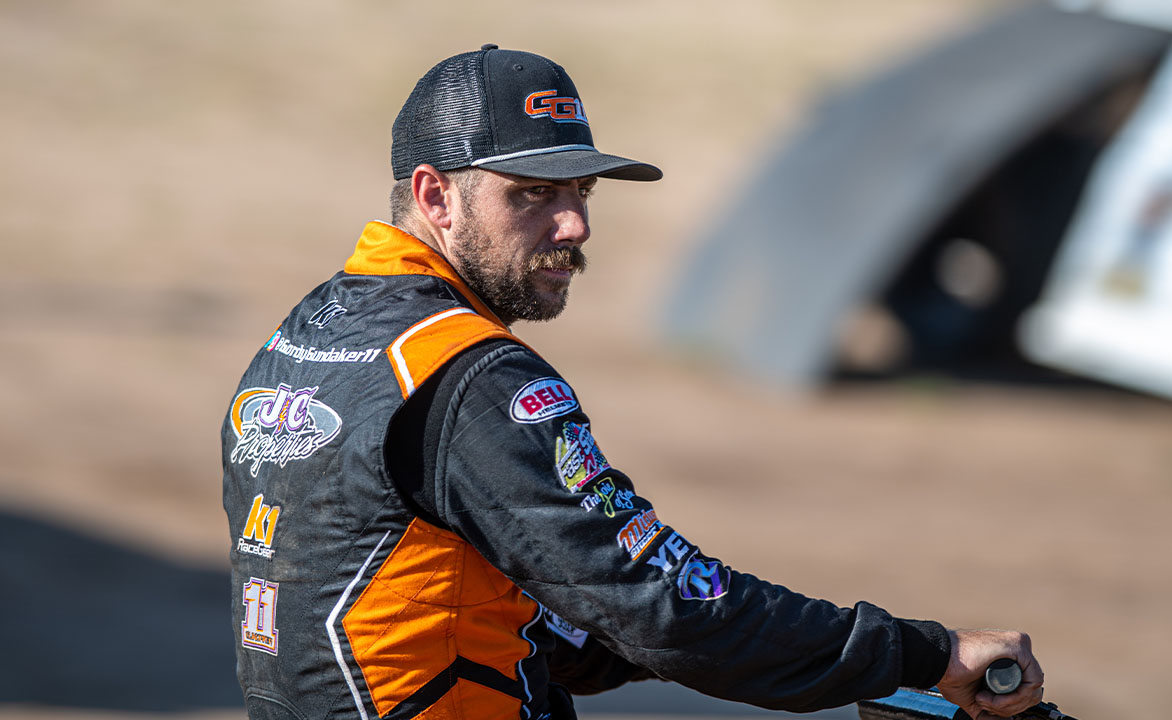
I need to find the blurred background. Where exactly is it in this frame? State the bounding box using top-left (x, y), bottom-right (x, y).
top-left (2, 1), bottom-right (1170, 719)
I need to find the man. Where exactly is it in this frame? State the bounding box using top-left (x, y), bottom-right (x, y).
top-left (222, 45), bottom-right (1043, 720)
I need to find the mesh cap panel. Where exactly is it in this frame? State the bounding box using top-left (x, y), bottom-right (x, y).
top-left (391, 52), bottom-right (496, 179)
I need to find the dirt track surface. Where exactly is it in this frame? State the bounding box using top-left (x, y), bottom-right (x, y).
top-left (2, 2), bottom-right (1170, 719)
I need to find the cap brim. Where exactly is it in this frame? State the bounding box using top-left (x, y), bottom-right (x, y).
top-left (476, 148), bottom-right (662, 182)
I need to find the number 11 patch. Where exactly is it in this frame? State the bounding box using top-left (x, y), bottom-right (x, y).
top-left (242, 577), bottom-right (279, 655)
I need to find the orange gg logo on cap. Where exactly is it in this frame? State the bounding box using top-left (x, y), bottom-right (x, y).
top-left (524, 89), bottom-right (589, 125)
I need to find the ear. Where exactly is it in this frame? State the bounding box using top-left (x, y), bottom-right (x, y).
top-left (412, 165), bottom-right (454, 230)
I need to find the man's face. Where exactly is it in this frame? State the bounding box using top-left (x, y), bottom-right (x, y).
top-left (447, 170), bottom-right (595, 325)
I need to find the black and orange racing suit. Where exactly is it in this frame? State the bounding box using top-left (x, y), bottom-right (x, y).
top-left (221, 221), bottom-right (951, 720)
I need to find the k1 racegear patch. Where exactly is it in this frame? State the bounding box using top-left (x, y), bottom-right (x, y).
top-left (236, 493), bottom-right (280, 560)
top-left (554, 421), bottom-right (609, 492)
top-left (510, 377), bottom-right (578, 423)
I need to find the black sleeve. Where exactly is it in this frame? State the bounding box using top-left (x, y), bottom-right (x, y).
top-left (394, 343), bottom-right (950, 711)
top-left (386, 338), bottom-right (513, 530)
top-left (387, 339), bottom-right (659, 693)
top-left (546, 631), bottom-right (661, 695)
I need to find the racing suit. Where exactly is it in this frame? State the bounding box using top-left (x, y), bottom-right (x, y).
top-left (222, 221), bottom-right (951, 720)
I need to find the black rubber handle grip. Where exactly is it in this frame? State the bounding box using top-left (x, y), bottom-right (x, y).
top-left (984, 658), bottom-right (1022, 695)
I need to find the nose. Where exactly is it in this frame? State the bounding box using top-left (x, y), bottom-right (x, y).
top-left (552, 189), bottom-right (590, 246)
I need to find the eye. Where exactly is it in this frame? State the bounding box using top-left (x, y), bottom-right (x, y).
top-left (578, 185), bottom-right (595, 199)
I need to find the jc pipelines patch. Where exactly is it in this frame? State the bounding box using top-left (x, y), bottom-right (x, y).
top-left (228, 384), bottom-right (342, 477)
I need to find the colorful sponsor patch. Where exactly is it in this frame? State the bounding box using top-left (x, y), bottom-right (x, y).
top-left (676, 554), bottom-right (731, 601)
top-left (269, 336), bottom-right (383, 364)
top-left (554, 421), bottom-right (610, 492)
top-left (307, 299), bottom-right (347, 328)
top-left (524, 89), bottom-right (589, 126)
top-left (543, 608), bottom-right (588, 649)
top-left (229, 384), bottom-right (342, 478)
top-left (645, 531), bottom-right (692, 575)
top-left (579, 477), bottom-right (636, 517)
top-left (242, 577), bottom-right (279, 655)
top-left (510, 377), bottom-right (578, 423)
top-left (237, 493), bottom-right (280, 560)
top-left (263, 328), bottom-right (282, 352)
top-left (616, 508), bottom-right (663, 561)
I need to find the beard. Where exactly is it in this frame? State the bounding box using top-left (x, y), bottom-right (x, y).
top-left (450, 220), bottom-right (588, 325)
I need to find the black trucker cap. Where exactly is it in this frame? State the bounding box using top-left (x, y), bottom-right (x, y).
top-left (391, 44), bottom-right (662, 182)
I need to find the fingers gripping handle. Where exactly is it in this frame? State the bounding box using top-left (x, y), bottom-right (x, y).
top-left (982, 660), bottom-right (1079, 720)
top-left (984, 658), bottom-right (1023, 695)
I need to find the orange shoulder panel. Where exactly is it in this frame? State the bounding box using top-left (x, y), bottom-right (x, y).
top-left (387, 308), bottom-right (524, 399)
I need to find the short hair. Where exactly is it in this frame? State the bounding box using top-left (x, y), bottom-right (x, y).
top-left (389, 167), bottom-right (484, 226)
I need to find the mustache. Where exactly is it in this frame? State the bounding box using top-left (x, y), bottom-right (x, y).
top-left (526, 247), bottom-right (588, 274)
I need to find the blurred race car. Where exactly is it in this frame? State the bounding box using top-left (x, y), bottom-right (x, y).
top-left (666, 0), bottom-right (1172, 399)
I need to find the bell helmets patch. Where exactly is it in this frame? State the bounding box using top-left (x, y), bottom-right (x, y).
top-left (510, 377), bottom-right (578, 424)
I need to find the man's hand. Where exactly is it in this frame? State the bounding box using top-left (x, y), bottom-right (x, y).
top-left (936, 629), bottom-right (1044, 720)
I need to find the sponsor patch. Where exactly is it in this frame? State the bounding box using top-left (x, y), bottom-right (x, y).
top-left (237, 493), bottom-right (281, 560)
top-left (307, 299), bottom-right (347, 328)
top-left (510, 377), bottom-right (578, 423)
top-left (579, 477), bottom-right (635, 517)
top-left (229, 384), bottom-right (342, 478)
top-left (616, 508), bottom-right (663, 561)
top-left (554, 421), bottom-right (610, 492)
top-left (269, 335), bottom-right (383, 364)
top-left (524, 89), bottom-right (589, 126)
top-left (645, 531), bottom-right (692, 575)
top-left (676, 555), bottom-right (731, 601)
top-left (263, 328), bottom-right (282, 352)
top-left (242, 577), bottom-right (279, 655)
top-left (543, 608), bottom-right (588, 649)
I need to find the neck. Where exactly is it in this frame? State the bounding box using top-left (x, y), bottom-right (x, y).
top-left (395, 218), bottom-right (438, 250)
top-left (393, 219), bottom-right (515, 328)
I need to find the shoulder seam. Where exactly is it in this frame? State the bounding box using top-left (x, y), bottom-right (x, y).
top-left (388, 309), bottom-right (522, 399)
top-left (434, 344), bottom-right (540, 523)
top-left (389, 307), bottom-right (477, 395)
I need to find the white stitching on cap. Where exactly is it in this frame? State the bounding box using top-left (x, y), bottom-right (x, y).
top-left (471, 144), bottom-right (598, 165)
